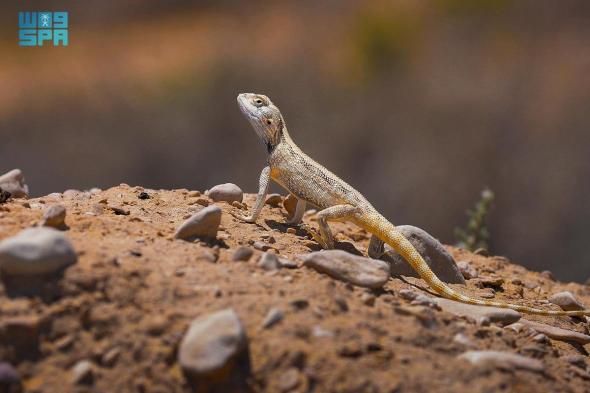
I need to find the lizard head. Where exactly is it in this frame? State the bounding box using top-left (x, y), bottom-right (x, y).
top-left (237, 93), bottom-right (285, 153)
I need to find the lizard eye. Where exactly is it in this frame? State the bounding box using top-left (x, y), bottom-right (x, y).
top-left (254, 98), bottom-right (264, 107)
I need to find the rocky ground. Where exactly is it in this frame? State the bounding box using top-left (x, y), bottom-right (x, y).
top-left (1, 175), bottom-right (590, 393)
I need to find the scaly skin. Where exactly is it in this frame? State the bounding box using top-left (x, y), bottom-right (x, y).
top-left (237, 92), bottom-right (590, 316)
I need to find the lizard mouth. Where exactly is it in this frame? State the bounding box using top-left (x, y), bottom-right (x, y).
top-left (237, 94), bottom-right (268, 142)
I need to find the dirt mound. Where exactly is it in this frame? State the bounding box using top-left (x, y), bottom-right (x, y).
top-left (1, 185), bottom-right (589, 393)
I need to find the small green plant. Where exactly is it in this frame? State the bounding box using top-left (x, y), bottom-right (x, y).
top-left (455, 188), bottom-right (494, 252)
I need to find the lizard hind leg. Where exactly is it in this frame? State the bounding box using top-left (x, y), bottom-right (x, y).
top-left (309, 204), bottom-right (358, 249)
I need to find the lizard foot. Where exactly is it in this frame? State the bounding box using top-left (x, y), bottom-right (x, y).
top-left (235, 214), bottom-right (256, 223)
top-left (301, 223), bottom-right (334, 249)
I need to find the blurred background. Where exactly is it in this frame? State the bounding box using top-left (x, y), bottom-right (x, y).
top-left (1, 0), bottom-right (589, 281)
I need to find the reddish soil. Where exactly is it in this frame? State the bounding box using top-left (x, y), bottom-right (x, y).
top-left (1, 185), bottom-right (589, 393)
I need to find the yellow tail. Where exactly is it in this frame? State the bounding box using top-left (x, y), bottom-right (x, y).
top-left (366, 214), bottom-right (589, 316)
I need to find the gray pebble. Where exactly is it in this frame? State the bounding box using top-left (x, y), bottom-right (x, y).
top-left (262, 308), bottom-right (284, 329)
top-left (41, 204), bottom-right (67, 229)
top-left (232, 246), bottom-right (254, 262)
top-left (549, 291), bottom-right (586, 311)
top-left (434, 298), bottom-right (521, 326)
top-left (278, 368), bottom-right (300, 392)
top-left (0, 227), bottom-right (77, 276)
top-left (561, 354), bottom-right (587, 369)
top-left (302, 250), bottom-right (389, 289)
top-left (63, 189), bottom-right (81, 198)
top-left (252, 241), bottom-right (270, 251)
top-left (519, 318), bottom-right (590, 344)
top-left (278, 258), bottom-right (298, 269)
top-left (174, 205), bottom-right (221, 240)
top-left (453, 333), bottom-right (474, 348)
top-left (456, 261), bottom-right (478, 279)
top-left (258, 253), bottom-right (281, 270)
top-left (71, 360), bottom-right (94, 385)
top-left (0, 169), bottom-right (29, 198)
top-left (361, 293), bottom-right (376, 306)
top-left (459, 350), bottom-right (543, 372)
top-left (207, 183), bottom-right (243, 203)
top-left (0, 362), bottom-right (20, 389)
top-left (532, 333), bottom-right (550, 344)
top-left (178, 309), bottom-right (250, 385)
top-left (371, 226), bottom-right (465, 284)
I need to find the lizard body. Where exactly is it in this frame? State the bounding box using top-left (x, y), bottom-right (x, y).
top-left (237, 92), bottom-right (590, 316)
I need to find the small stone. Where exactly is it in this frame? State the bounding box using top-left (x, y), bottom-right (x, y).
top-left (145, 315), bottom-right (169, 336)
top-left (0, 169), bottom-right (29, 198)
top-left (208, 183), bottom-right (243, 203)
top-left (562, 355), bottom-right (587, 369)
top-left (540, 270), bottom-right (555, 281)
top-left (0, 362), bottom-right (20, 390)
top-left (63, 189), bottom-right (81, 198)
top-left (195, 198), bottom-right (210, 207)
top-left (312, 325), bottom-right (334, 338)
top-left (476, 276), bottom-right (505, 289)
top-left (232, 246), bottom-right (254, 262)
top-left (102, 347), bottom-right (121, 367)
top-left (459, 350), bottom-right (543, 372)
top-left (174, 205), bottom-right (221, 240)
top-left (519, 319), bottom-right (590, 344)
top-left (398, 288), bottom-right (419, 301)
top-left (138, 192), bottom-right (150, 200)
top-left (278, 368), bottom-right (300, 392)
top-left (41, 204), bottom-right (67, 229)
top-left (571, 367), bottom-right (590, 380)
top-left (178, 309), bottom-right (250, 386)
top-left (0, 227), bottom-right (77, 276)
top-left (411, 295), bottom-right (440, 309)
top-left (283, 194), bottom-right (298, 219)
top-left (361, 293), bottom-right (376, 306)
top-left (434, 298), bottom-right (521, 326)
top-left (394, 305), bottom-right (437, 327)
top-left (262, 308), bottom-right (284, 329)
top-left (549, 291), bottom-right (586, 311)
top-left (231, 201), bottom-right (244, 209)
top-left (278, 258), bottom-right (298, 269)
top-left (290, 299), bottom-right (309, 310)
top-left (532, 333), bottom-right (550, 344)
top-left (189, 190), bottom-right (201, 197)
top-left (286, 228), bottom-right (297, 234)
top-left (258, 253), bottom-right (281, 270)
top-left (504, 322), bottom-right (524, 333)
top-left (334, 297), bottom-right (349, 312)
top-left (109, 206), bottom-right (130, 215)
top-left (253, 241), bottom-right (270, 251)
top-left (374, 226), bottom-right (465, 284)
top-left (265, 193), bottom-right (283, 207)
top-left (302, 250), bottom-right (390, 289)
top-left (338, 343), bottom-right (363, 358)
top-left (0, 188), bottom-right (10, 204)
top-left (453, 333), bottom-right (474, 347)
top-left (71, 360), bottom-right (94, 385)
top-left (456, 261), bottom-right (478, 279)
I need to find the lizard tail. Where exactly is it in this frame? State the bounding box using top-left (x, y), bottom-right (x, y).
top-left (367, 215), bottom-right (590, 316)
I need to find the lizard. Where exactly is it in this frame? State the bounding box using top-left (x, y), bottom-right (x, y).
top-left (236, 92), bottom-right (590, 317)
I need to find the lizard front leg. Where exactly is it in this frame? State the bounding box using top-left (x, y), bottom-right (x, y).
top-left (306, 204), bottom-right (358, 249)
top-left (237, 166), bottom-right (270, 223)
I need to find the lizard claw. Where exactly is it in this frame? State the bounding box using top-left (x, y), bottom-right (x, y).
top-left (301, 224), bottom-right (334, 249)
top-left (235, 214), bottom-right (256, 223)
